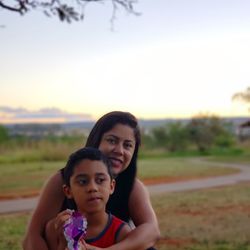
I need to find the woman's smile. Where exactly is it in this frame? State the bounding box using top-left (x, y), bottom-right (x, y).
top-left (109, 157), bottom-right (123, 169)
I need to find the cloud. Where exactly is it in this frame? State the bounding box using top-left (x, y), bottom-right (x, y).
top-left (0, 106), bottom-right (93, 124)
top-left (0, 106), bottom-right (28, 113)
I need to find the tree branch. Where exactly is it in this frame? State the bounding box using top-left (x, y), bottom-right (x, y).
top-left (0, 0), bottom-right (139, 23)
top-left (0, 2), bottom-right (25, 13)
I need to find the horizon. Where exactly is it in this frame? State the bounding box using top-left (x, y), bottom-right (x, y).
top-left (1, 112), bottom-right (249, 126)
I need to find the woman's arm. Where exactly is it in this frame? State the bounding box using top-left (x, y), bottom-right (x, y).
top-left (106, 178), bottom-right (161, 250)
top-left (45, 209), bottom-right (73, 250)
top-left (116, 223), bottom-right (132, 243)
top-left (22, 171), bottom-right (65, 250)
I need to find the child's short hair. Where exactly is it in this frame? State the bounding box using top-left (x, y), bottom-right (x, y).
top-left (63, 147), bottom-right (114, 186)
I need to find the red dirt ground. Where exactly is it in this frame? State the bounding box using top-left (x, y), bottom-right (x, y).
top-left (1, 174), bottom-right (241, 201)
top-left (174, 204), bottom-right (250, 216)
top-left (157, 236), bottom-right (198, 248)
top-left (0, 176), bottom-right (195, 200)
top-left (142, 176), bottom-right (200, 185)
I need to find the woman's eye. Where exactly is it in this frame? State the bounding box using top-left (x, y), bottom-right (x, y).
top-left (107, 138), bottom-right (116, 144)
top-left (124, 142), bottom-right (133, 149)
top-left (78, 179), bottom-right (87, 185)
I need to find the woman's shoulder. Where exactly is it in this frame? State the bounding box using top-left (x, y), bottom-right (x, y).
top-left (48, 170), bottom-right (63, 182)
top-left (131, 178), bottom-right (148, 196)
top-left (41, 170), bottom-right (64, 196)
top-left (134, 178), bottom-right (146, 188)
top-left (128, 178), bottom-right (156, 226)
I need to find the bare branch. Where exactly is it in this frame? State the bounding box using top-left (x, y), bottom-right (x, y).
top-left (0, 1), bottom-right (27, 13)
top-left (0, 0), bottom-right (140, 23)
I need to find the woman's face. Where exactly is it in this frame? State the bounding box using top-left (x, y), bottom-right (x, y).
top-left (98, 123), bottom-right (136, 176)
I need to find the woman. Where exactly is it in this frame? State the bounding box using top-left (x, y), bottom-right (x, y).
top-left (23, 111), bottom-right (160, 250)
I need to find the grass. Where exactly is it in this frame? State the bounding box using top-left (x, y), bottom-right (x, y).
top-left (0, 161), bottom-right (63, 198)
top-left (153, 181), bottom-right (250, 250)
top-left (1, 136), bottom-right (249, 249)
top-left (0, 139), bottom-right (82, 163)
top-left (0, 157), bottom-right (239, 198)
top-left (0, 212), bottom-right (30, 250)
top-left (207, 155), bottom-right (250, 165)
top-left (1, 181), bottom-right (250, 250)
top-left (138, 157), bottom-right (238, 180)
top-left (0, 151), bottom-right (249, 249)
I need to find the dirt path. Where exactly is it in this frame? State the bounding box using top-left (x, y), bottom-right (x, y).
top-left (0, 159), bottom-right (249, 214)
top-left (148, 159), bottom-right (250, 194)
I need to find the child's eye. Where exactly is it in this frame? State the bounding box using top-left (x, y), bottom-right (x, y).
top-left (96, 177), bottom-right (105, 184)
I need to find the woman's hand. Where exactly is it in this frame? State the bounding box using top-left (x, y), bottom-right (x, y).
top-left (53, 209), bottom-right (74, 236)
top-left (45, 209), bottom-right (74, 250)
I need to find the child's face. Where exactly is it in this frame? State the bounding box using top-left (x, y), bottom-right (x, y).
top-left (64, 159), bottom-right (115, 214)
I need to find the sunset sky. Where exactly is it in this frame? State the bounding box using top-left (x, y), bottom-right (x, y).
top-left (1, 0), bottom-right (250, 123)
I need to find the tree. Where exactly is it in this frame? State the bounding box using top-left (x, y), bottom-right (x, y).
top-left (0, 125), bottom-right (9, 143)
top-left (164, 122), bottom-right (188, 152)
top-left (187, 116), bottom-right (214, 152)
top-left (0, 0), bottom-right (139, 23)
top-left (232, 86), bottom-right (250, 112)
top-left (151, 126), bottom-right (168, 149)
top-left (187, 113), bottom-right (234, 152)
top-left (150, 122), bottom-right (188, 152)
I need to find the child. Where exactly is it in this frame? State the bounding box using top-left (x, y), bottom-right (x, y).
top-left (46, 147), bottom-right (131, 249)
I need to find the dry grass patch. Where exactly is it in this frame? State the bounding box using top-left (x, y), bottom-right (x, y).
top-left (152, 182), bottom-right (250, 250)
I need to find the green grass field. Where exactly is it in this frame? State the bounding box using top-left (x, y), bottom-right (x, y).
top-left (0, 157), bottom-right (238, 198)
top-left (1, 181), bottom-right (250, 250)
top-left (0, 155), bottom-right (250, 250)
top-left (0, 213), bottom-right (29, 250)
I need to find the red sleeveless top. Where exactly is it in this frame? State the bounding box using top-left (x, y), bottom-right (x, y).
top-left (85, 214), bottom-right (126, 247)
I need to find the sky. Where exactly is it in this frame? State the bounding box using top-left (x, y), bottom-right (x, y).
top-left (1, 0), bottom-right (250, 123)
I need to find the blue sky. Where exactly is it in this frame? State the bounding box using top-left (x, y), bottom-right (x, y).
top-left (1, 0), bottom-right (250, 123)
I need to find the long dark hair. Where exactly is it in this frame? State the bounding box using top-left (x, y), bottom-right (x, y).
top-left (85, 111), bottom-right (141, 221)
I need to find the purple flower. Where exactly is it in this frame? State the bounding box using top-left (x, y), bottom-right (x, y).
top-left (63, 211), bottom-right (87, 250)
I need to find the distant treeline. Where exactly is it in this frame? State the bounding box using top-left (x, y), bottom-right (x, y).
top-left (0, 114), bottom-right (249, 162)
